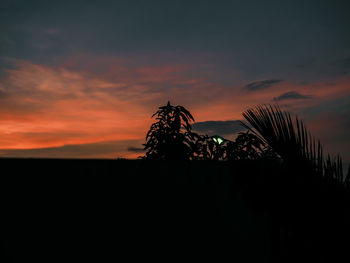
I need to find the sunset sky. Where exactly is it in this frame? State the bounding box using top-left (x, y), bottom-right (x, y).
top-left (0, 0), bottom-right (349, 162)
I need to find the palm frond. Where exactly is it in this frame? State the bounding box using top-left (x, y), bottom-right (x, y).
top-left (242, 104), bottom-right (345, 183)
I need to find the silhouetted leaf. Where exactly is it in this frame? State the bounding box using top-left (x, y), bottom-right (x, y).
top-left (241, 104), bottom-right (346, 184)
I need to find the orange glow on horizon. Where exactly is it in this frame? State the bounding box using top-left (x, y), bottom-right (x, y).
top-left (0, 59), bottom-right (349, 158)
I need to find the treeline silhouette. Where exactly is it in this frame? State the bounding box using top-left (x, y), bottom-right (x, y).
top-left (143, 101), bottom-right (279, 161)
top-left (142, 101), bottom-right (350, 262)
top-left (143, 101), bottom-right (349, 186)
top-left (2, 102), bottom-right (350, 262)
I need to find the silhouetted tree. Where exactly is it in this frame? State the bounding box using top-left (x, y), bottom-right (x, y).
top-left (224, 131), bottom-right (279, 161)
top-left (143, 101), bottom-right (198, 160)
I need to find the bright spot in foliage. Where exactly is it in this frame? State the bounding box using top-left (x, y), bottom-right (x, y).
top-left (213, 136), bottom-right (224, 145)
top-left (217, 137), bottom-right (224, 145)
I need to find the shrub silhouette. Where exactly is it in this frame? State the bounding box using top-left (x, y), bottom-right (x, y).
top-left (224, 130), bottom-right (279, 161)
top-left (143, 101), bottom-right (199, 160)
top-left (192, 134), bottom-right (229, 160)
top-left (193, 132), bottom-right (276, 161)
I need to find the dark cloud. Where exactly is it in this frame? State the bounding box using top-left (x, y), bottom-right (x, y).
top-left (192, 120), bottom-right (245, 136)
top-left (1, 0), bottom-right (350, 81)
top-left (0, 140), bottom-right (143, 158)
top-left (243, 79), bottom-right (282, 91)
top-left (273, 91), bottom-right (312, 101)
top-left (127, 147), bottom-right (145, 153)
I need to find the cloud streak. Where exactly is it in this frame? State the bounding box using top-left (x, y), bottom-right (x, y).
top-left (127, 146), bottom-right (145, 153)
top-left (243, 79), bottom-right (283, 91)
top-left (273, 91), bottom-right (312, 101)
top-left (0, 139), bottom-right (144, 159)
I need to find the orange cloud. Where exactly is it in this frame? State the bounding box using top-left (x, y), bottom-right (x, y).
top-left (0, 58), bottom-right (226, 152)
top-left (0, 60), bottom-right (155, 149)
top-left (0, 57), bottom-right (349, 159)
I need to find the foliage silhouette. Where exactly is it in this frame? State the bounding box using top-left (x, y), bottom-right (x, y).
top-left (192, 134), bottom-right (229, 160)
top-left (241, 104), bottom-right (349, 184)
top-left (143, 103), bottom-right (281, 161)
top-left (192, 131), bottom-right (277, 161)
top-left (139, 102), bottom-right (350, 261)
top-left (143, 101), bottom-right (199, 160)
top-left (142, 101), bottom-right (349, 187)
top-left (225, 131), bottom-right (279, 161)
top-left (239, 105), bottom-right (350, 262)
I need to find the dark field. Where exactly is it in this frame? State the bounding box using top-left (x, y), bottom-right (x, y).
top-left (2, 158), bottom-right (349, 262)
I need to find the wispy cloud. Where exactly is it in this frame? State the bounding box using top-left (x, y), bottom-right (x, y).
top-left (0, 60), bottom-right (161, 148)
top-left (243, 79), bottom-right (282, 91)
top-left (0, 139), bottom-right (144, 159)
top-left (127, 146), bottom-right (145, 153)
top-left (0, 58), bottom-right (232, 150)
top-left (273, 91), bottom-right (312, 101)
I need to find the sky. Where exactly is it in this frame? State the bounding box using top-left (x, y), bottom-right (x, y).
top-left (0, 0), bottom-right (349, 162)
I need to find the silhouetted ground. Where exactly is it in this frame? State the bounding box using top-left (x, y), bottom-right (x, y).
top-left (1, 158), bottom-right (349, 262)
